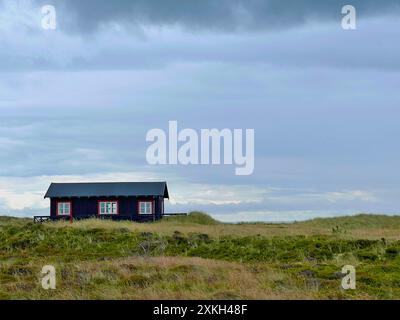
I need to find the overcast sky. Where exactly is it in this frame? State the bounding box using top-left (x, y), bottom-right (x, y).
top-left (0, 0), bottom-right (399, 222)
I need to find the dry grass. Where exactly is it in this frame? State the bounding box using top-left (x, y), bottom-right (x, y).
top-left (0, 256), bottom-right (326, 300)
top-left (1, 213), bottom-right (400, 300)
top-left (46, 214), bottom-right (400, 240)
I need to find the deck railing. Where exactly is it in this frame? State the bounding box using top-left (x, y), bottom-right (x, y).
top-left (33, 216), bottom-right (70, 223)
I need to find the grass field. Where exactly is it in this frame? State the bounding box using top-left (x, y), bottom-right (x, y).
top-left (1, 212), bottom-right (400, 300)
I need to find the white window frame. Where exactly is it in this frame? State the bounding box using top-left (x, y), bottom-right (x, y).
top-left (57, 202), bottom-right (71, 216)
top-left (139, 201), bottom-right (153, 215)
top-left (99, 201), bottom-right (118, 215)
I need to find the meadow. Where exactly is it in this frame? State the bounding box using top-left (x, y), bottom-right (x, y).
top-left (0, 212), bottom-right (399, 300)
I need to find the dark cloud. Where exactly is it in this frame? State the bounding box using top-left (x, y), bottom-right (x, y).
top-left (35, 0), bottom-right (400, 32)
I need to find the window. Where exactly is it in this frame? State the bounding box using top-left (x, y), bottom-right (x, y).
top-left (57, 202), bottom-right (71, 216)
top-left (99, 201), bottom-right (118, 215)
top-left (139, 201), bottom-right (153, 215)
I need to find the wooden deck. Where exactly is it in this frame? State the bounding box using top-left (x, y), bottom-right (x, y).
top-left (33, 213), bottom-right (188, 223)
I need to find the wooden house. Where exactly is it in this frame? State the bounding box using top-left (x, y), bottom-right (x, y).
top-left (42, 182), bottom-right (169, 222)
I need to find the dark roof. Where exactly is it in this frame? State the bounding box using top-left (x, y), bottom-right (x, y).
top-left (44, 182), bottom-right (169, 199)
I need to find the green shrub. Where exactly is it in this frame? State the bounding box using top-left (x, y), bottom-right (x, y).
top-left (164, 212), bottom-right (220, 225)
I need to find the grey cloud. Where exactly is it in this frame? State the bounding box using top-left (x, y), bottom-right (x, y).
top-left (2, 15), bottom-right (400, 73)
top-left (1, 1), bottom-right (400, 221)
top-left (1, 62), bottom-right (399, 187)
top-left (34, 0), bottom-right (400, 33)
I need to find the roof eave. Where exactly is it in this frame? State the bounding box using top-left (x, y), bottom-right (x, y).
top-left (163, 182), bottom-right (170, 199)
